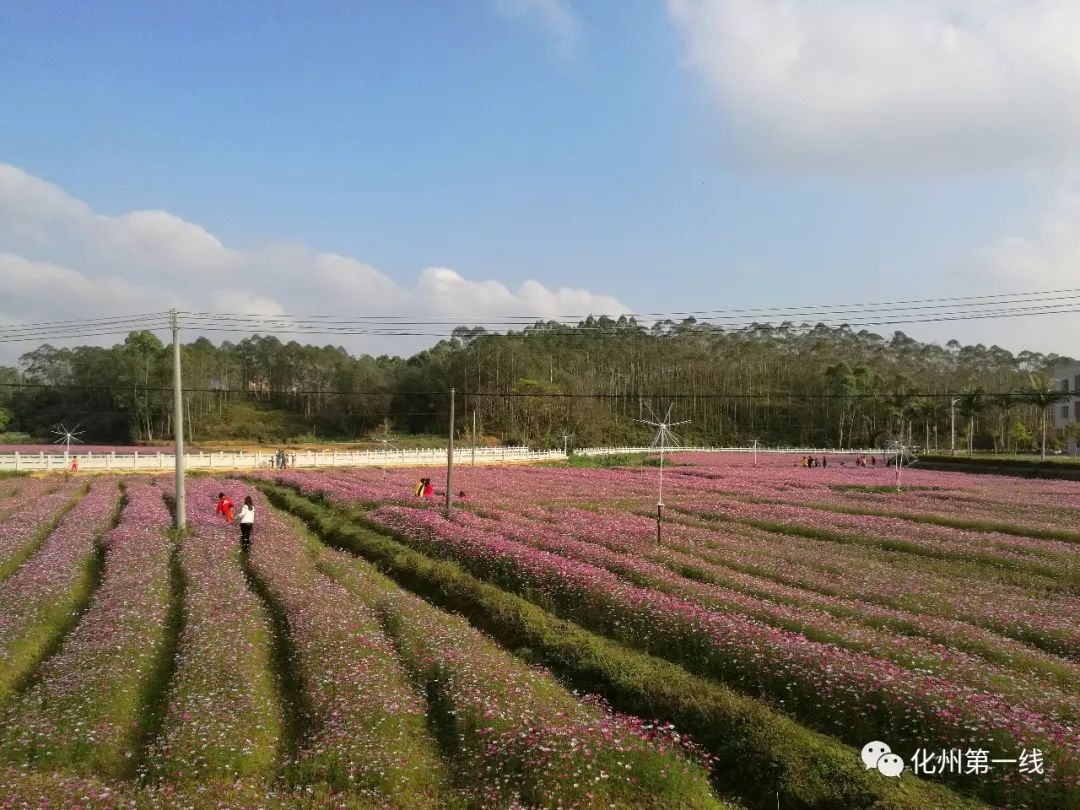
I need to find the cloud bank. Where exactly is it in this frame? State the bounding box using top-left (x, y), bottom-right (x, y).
top-left (668, 0), bottom-right (1080, 171)
top-left (0, 164), bottom-right (627, 363)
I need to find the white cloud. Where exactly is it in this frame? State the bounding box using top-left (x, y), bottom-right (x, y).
top-left (491, 0), bottom-right (581, 52)
top-left (978, 192), bottom-right (1080, 288)
top-left (667, 0), bottom-right (1080, 170)
top-left (0, 165), bottom-right (627, 363)
top-left (964, 191), bottom-right (1080, 354)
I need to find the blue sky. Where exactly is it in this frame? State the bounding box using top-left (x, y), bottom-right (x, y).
top-left (2, 1), bottom-right (1079, 359)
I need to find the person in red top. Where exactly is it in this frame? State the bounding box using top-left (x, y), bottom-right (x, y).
top-left (69, 457), bottom-right (78, 473)
top-left (216, 492), bottom-right (235, 523)
top-left (422, 479), bottom-right (434, 498)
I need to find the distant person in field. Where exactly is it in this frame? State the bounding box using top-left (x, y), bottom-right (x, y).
top-left (216, 492), bottom-right (234, 523)
top-left (458, 490), bottom-right (467, 499)
top-left (423, 478), bottom-right (434, 498)
top-left (415, 478), bottom-right (426, 497)
top-left (871, 455), bottom-right (877, 467)
top-left (238, 495), bottom-right (255, 551)
top-left (822, 456), bottom-right (828, 468)
top-left (69, 457), bottom-right (78, 473)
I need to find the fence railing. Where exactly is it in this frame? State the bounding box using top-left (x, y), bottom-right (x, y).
top-left (0, 445), bottom-right (896, 473)
top-left (573, 446), bottom-right (884, 457)
top-left (0, 446), bottom-right (566, 473)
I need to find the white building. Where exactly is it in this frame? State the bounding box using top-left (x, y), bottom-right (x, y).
top-left (1051, 363), bottom-right (1080, 455)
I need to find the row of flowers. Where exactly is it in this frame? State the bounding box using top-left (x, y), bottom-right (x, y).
top-left (451, 506), bottom-right (1080, 725)
top-left (0, 477), bottom-right (82, 580)
top-left (144, 478), bottom-right (281, 783)
top-left (0, 482), bottom-right (173, 776)
top-left (286, 463), bottom-right (1080, 659)
top-left (0, 476), bottom-right (52, 521)
top-left (668, 502), bottom-right (1080, 660)
top-left (665, 452), bottom-right (1080, 530)
top-left (520, 504), bottom-right (1080, 685)
top-left (0, 479), bottom-right (121, 701)
top-left (366, 503), bottom-right (1077, 807)
top-left (317, 542), bottom-right (720, 808)
top-left (242, 487), bottom-right (450, 805)
top-left (678, 489), bottom-right (1079, 578)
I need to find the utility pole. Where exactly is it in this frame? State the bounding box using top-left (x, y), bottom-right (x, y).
top-left (471, 409), bottom-right (476, 467)
top-left (171, 309), bottom-right (186, 531)
top-left (950, 398), bottom-right (959, 455)
top-left (445, 388), bottom-right (455, 514)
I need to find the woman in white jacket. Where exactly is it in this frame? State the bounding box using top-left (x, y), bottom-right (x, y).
top-left (238, 495), bottom-right (255, 552)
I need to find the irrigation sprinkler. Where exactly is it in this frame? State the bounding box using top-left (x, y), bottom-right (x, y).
top-left (889, 439), bottom-right (914, 493)
top-left (377, 437), bottom-right (398, 475)
top-left (635, 404), bottom-right (690, 543)
top-left (51, 422), bottom-right (85, 456)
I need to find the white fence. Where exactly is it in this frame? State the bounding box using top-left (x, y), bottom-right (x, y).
top-left (0, 447), bottom-right (566, 473)
top-left (0, 444), bottom-right (896, 474)
top-left (574, 446), bottom-right (883, 457)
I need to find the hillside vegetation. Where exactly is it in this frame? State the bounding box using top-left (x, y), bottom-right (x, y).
top-left (1, 320), bottom-right (1076, 449)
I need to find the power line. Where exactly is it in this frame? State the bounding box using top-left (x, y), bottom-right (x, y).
top-left (4, 285), bottom-right (1080, 344)
top-left (0, 382), bottom-right (1070, 400)
top-left (180, 285), bottom-right (1080, 322)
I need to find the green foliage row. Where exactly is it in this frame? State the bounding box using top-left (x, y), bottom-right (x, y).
top-left (918, 453), bottom-right (1080, 480)
top-left (260, 483), bottom-right (982, 810)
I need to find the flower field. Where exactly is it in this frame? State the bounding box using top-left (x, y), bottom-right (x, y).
top-left (0, 454), bottom-right (1075, 808)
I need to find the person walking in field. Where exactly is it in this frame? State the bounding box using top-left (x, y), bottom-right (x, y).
top-left (216, 491), bottom-right (235, 523)
top-left (238, 495), bottom-right (255, 552)
top-left (69, 457), bottom-right (78, 473)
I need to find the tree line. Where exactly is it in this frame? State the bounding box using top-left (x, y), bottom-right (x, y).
top-left (0, 318), bottom-right (1076, 452)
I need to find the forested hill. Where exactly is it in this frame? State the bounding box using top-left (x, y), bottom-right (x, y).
top-left (0, 318), bottom-right (1075, 450)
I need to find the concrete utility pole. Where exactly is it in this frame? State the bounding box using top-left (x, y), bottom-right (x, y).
top-left (471, 409), bottom-right (476, 467)
top-left (950, 397), bottom-right (960, 455)
top-left (171, 309), bottom-right (186, 530)
top-left (445, 388), bottom-right (455, 514)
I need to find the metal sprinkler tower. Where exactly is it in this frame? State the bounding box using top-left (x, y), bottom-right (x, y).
top-left (635, 404), bottom-right (690, 543)
top-left (890, 438), bottom-right (912, 493)
top-left (51, 422), bottom-right (85, 455)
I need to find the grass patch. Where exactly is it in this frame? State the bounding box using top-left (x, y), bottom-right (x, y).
top-left (260, 482), bottom-right (980, 810)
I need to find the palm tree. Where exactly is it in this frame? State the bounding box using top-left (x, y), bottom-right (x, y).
top-left (957, 387), bottom-right (986, 455)
top-left (1019, 374), bottom-right (1068, 460)
top-left (912, 397), bottom-right (939, 452)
